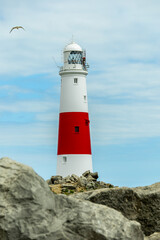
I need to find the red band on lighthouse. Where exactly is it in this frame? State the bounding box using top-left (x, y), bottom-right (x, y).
top-left (57, 112), bottom-right (91, 155)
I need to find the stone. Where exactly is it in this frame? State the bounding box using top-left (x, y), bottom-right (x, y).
top-left (57, 179), bottom-right (65, 184)
top-left (64, 175), bottom-right (72, 183)
top-left (86, 181), bottom-right (96, 190)
top-left (0, 157), bottom-right (144, 240)
top-left (82, 170), bottom-right (91, 178)
top-left (46, 179), bottom-right (52, 185)
top-left (87, 175), bottom-right (96, 182)
top-left (71, 182), bottom-right (160, 236)
top-left (99, 181), bottom-right (114, 188)
top-left (51, 175), bottom-right (62, 184)
top-left (61, 184), bottom-right (76, 190)
top-left (65, 179), bottom-right (72, 183)
top-left (54, 180), bottom-right (59, 184)
top-left (49, 184), bottom-right (62, 194)
top-left (78, 175), bottom-right (88, 187)
top-left (47, 171), bottom-right (114, 194)
top-left (69, 176), bottom-right (75, 182)
top-left (91, 172), bottom-right (99, 179)
top-left (144, 232), bottom-right (160, 240)
top-left (71, 174), bottom-right (79, 182)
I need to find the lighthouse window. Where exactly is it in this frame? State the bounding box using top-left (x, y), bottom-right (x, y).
top-left (68, 51), bottom-right (82, 64)
top-left (85, 119), bottom-right (90, 126)
top-left (75, 126), bottom-right (79, 133)
top-left (63, 156), bottom-right (67, 163)
top-left (74, 78), bottom-right (78, 84)
top-left (84, 95), bottom-right (87, 102)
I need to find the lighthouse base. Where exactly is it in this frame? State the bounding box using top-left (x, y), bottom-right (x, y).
top-left (56, 154), bottom-right (93, 177)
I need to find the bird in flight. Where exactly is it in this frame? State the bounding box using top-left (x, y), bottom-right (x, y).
top-left (9, 26), bottom-right (25, 33)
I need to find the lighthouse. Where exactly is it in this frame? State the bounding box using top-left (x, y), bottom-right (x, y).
top-left (57, 41), bottom-right (93, 177)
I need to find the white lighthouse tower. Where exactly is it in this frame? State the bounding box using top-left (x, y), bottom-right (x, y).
top-left (57, 41), bottom-right (93, 177)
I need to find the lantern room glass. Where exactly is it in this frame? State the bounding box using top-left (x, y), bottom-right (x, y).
top-left (68, 51), bottom-right (82, 64)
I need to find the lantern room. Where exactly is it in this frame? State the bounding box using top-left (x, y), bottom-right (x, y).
top-left (62, 42), bottom-right (87, 71)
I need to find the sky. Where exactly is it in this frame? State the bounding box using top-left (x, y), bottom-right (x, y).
top-left (0, 0), bottom-right (160, 187)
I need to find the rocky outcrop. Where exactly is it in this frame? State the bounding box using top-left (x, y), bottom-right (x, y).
top-left (70, 183), bottom-right (160, 236)
top-left (0, 157), bottom-right (144, 240)
top-left (47, 170), bottom-right (114, 194)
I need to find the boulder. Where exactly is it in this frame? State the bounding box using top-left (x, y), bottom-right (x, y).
top-left (47, 171), bottom-right (115, 194)
top-left (87, 175), bottom-right (96, 182)
top-left (98, 181), bottom-right (114, 188)
top-left (144, 232), bottom-right (160, 240)
top-left (71, 183), bottom-right (160, 236)
top-left (71, 174), bottom-right (79, 182)
top-left (91, 172), bottom-right (99, 179)
top-left (0, 157), bottom-right (144, 240)
top-left (61, 183), bottom-right (77, 190)
top-left (51, 175), bottom-right (62, 184)
top-left (86, 181), bottom-right (96, 190)
top-left (78, 175), bottom-right (88, 187)
top-left (64, 175), bottom-right (72, 183)
top-left (82, 170), bottom-right (91, 178)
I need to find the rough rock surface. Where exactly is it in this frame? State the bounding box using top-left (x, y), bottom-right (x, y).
top-left (70, 183), bottom-right (160, 236)
top-left (47, 170), bottom-right (114, 194)
top-left (0, 157), bottom-right (144, 240)
top-left (144, 232), bottom-right (160, 240)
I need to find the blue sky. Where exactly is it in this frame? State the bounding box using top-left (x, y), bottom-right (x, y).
top-left (0, 0), bottom-right (160, 187)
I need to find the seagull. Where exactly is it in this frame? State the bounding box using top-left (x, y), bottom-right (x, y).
top-left (9, 26), bottom-right (25, 33)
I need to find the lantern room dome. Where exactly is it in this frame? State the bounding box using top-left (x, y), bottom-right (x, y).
top-left (64, 42), bottom-right (82, 52)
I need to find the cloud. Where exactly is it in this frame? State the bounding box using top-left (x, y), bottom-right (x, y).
top-left (90, 103), bottom-right (160, 145)
top-left (0, 0), bottom-right (159, 76)
top-left (35, 112), bottom-right (58, 122)
top-left (0, 122), bottom-right (57, 146)
top-left (0, 85), bottom-right (31, 95)
top-left (0, 100), bottom-right (57, 113)
top-left (88, 63), bottom-right (160, 102)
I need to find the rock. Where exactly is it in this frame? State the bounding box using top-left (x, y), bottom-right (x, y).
top-left (82, 170), bottom-right (91, 178)
top-left (69, 176), bottom-right (75, 182)
top-left (78, 175), bottom-right (88, 187)
top-left (86, 181), bottom-right (96, 190)
top-left (64, 175), bottom-right (72, 183)
top-left (51, 175), bottom-right (62, 184)
top-left (47, 171), bottom-right (114, 194)
top-left (144, 232), bottom-right (160, 240)
top-left (98, 181), bottom-right (114, 188)
top-left (0, 157), bottom-right (144, 240)
top-left (46, 179), bottom-right (52, 184)
top-left (91, 172), bottom-right (99, 179)
top-left (87, 175), bottom-right (96, 182)
top-left (61, 184), bottom-right (76, 190)
top-left (71, 174), bottom-right (79, 182)
top-left (49, 184), bottom-right (62, 194)
top-left (71, 183), bottom-right (160, 236)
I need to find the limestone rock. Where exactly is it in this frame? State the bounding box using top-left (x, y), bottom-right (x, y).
top-left (71, 183), bottom-right (160, 236)
top-left (47, 170), bottom-right (111, 194)
top-left (76, 175), bottom-right (87, 187)
top-left (0, 157), bottom-right (144, 240)
top-left (87, 175), bottom-right (96, 182)
top-left (144, 232), bottom-right (160, 240)
top-left (61, 183), bottom-right (76, 189)
top-left (64, 175), bottom-right (72, 183)
top-left (86, 181), bottom-right (96, 190)
top-left (91, 171), bottom-right (99, 179)
top-left (82, 170), bottom-right (91, 178)
top-left (71, 174), bottom-right (79, 182)
top-left (51, 175), bottom-right (62, 184)
top-left (98, 181), bottom-right (114, 188)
